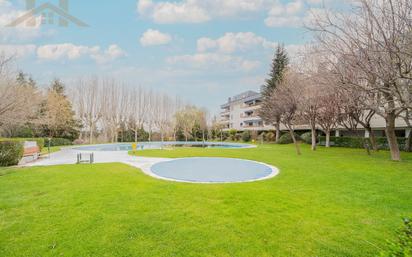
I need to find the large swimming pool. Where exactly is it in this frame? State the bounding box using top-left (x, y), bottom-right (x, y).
top-left (148, 157), bottom-right (278, 183)
top-left (73, 141), bottom-right (254, 151)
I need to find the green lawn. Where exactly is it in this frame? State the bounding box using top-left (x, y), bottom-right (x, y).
top-left (40, 146), bottom-right (62, 155)
top-left (1, 144), bottom-right (411, 256)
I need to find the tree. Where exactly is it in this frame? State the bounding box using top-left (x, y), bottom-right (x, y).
top-left (260, 45), bottom-right (289, 143)
top-left (269, 71), bottom-right (303, 155)
top-left (128, 86), bottom-right (148, 142)
top-left (308, 0), bottom-right (412, 160)
top-left (0, 56), bottom-right (41, 136)
top-left (40, 80), bottom-right (80, 139)
top-left (175, 106), bottom-right (201, 142)
top-left (73, 77), bottom-right (102, 144)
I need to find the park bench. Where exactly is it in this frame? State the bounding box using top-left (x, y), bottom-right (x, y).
top-left (19, 141), bottom-right (40, 164)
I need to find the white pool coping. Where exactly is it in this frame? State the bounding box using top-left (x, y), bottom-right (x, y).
top-left (139, 157), bottom-right (279, 184)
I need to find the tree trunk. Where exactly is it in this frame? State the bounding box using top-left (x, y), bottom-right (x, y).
top-left (405, 129), bottom-right (412, 152)
top-left (275, 122), bottom-right (281, 143)
top-left (325, 129), bottom-right (331, 147)
top-left (89, 124), bottom-right (93, 145)
top-left (366, 126), bottom-right (378, 152)
top-left (289, 129), bottom-right (301, 155)
top-left (311, 124), bottom-right (317, 151)
top-left (134, 129), bottom-right (138, 143)
top-left (386, 112), bottom-right (401, 161)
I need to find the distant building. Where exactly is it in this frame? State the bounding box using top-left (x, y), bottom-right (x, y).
top-left (220, 91), bottom-right (273, 131)
top-left (219, 90), bottom-right (411, 139)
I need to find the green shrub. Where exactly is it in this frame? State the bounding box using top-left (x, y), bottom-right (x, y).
top-left (264, 131), bottom-right (276, 142)
top-left (44, 138), bottom-right (73, 147)
top-left (300, 132), bottom-right (312, 144)
top-left (277, 133), bottom-right (302, 144)
top-left (0, 141), bottom-right (24, 167)
top-left (229, 129), bottom-right (237, 141)
top-left (380, 218), bottom-right (412, 257)
top-left (0, 138), bottom-right (44, 151)
top-left (319, 136), bottom-right (407, 150)
top-left (242, 130), bottom-right (252, 142)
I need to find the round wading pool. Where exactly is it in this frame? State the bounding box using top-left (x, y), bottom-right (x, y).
top-left (148, 157), bottom-right (279, 183)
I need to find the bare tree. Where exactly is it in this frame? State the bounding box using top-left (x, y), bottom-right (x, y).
top-left (269, 71), bottom-right (303, 155)
top-left (128, 86), bottom-right (148, 142)
top-left (72, 77), bottom-right (102, 144)
top-left (307, 0), bottom-right (412, 160)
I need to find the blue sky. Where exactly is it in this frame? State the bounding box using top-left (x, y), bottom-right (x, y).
top-left (0, 0), bottom-right (334, 114)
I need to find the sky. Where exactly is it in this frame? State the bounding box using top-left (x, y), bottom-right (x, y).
top-left (0, 0), bottom-right (337, 114)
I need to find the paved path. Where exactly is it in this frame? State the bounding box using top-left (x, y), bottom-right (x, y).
top-left (24, 148), bottom-right (171, 176)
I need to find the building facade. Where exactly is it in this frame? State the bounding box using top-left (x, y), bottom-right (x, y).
top-left (220, 91), bottom-right (273, 131)
top-left (220, 90), bottom-right (411, 139)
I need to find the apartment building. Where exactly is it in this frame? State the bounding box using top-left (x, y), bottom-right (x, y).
top-left (220, 90), bottom-right (411, 139)
top-left (220, 91), bottom-right (273, 131)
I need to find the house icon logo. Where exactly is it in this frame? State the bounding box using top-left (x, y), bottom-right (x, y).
top-left (7, 0), bottom-right (88, 27)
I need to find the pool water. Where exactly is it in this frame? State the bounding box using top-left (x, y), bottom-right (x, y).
top-left (149, 157), bottom-right (277, 183)
top-left (74, 142), bottom-right (254, 151)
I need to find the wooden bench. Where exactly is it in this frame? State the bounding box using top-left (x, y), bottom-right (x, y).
top-left (19, 141), bottom-right (40, 165)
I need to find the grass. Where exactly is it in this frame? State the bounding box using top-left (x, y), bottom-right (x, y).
top-left (40, 146), bottom-right (62, 155)
top-left (0, 144), bottom-right (411, 256)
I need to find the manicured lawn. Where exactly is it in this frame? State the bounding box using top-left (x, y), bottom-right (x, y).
top-left (1, 144), bottom-right (411, 256)
top-left (40, 146), bottom-right (62, 155)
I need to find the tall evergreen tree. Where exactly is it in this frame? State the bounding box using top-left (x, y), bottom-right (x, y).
top-left (260, 45), bottom-right (289, 143)
top-left (262, 45), bottom-right (289, 97)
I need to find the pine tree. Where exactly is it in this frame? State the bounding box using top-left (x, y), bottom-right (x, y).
top-left (262, 45), bottom-right (289, 98)
top-left (50, 79), bottom-right (66, 96)
top-left (260, 45), bottom-right (289, 143)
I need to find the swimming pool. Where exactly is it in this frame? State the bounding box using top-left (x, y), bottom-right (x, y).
top-left (73, 142), bottom-right (254, 151)
top-left (147, 157), bottom-right (278, 183)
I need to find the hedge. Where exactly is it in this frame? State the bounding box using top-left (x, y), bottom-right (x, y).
top-left (0, 138), bottom-right (44, 151)
top-left (242, 131), bottom-right (252, 142)
top-left (44, 138), bottom-right (73, 147)
top-left (300, 132), bottom-right (312, 144)
top-left (0, 141), bottom-right (24, 167)
top-left (319, 136), bottom-right (407, 150)
top-left (277, 133), bottom-right (302, 144)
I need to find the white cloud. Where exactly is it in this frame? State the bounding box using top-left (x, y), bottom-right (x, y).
top-left (91, 44), bottom-right (127, 64)
top-left (136, 0), bottom-right (327, 25)
top-left (136, 0), bottom-right (270, 24)
top-left (140, 29), bottom-right (172, 46)
top-left (37, 43), bottom-right (99, 60)
top-left (166, 53), bottom-right (260, 72)
top-left (264, 0), bottom-right (329, 28)
top-left (0, 44), bottom-right (36, 58)
top-left (197, 32), bottom-right (276, 53)
top-left (265, 16), bottom-right (302, 28)
top-left (37, 43), bottom-right (126, 64)
top-left (0, 0), bottom-right (42, 42)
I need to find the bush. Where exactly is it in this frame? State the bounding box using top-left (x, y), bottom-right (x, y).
top-left (242, 130), bottom-right (252, 142)
top-left (73, 139), bottom-right (85, 145)
top-left (380, 218), bottom-right (412, 257)
top-left (0, 138), bottom-right (44, 151)
top-left (300, 132), bottom-right (312, 144)
top-left (0, 141), bottom-right (24, 167)
top-left (277, 133), bottom-right (301, 144)
top-left (229, 129), bottom-right (237, 141)
top-left (44, 138), bottom-right (73, 147)
top-left (319, 136), bottom-right (407, 150)
top-left (264, 131), bottom-right (276, 142)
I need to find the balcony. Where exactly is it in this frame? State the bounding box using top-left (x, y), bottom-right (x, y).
top-left (241, 103), bottom-right (261, 109)
top-left (241, 112), bottom-right (258, 118)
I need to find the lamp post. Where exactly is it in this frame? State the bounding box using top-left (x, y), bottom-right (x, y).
top-left (48, 137), bottom-right (51, 158)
